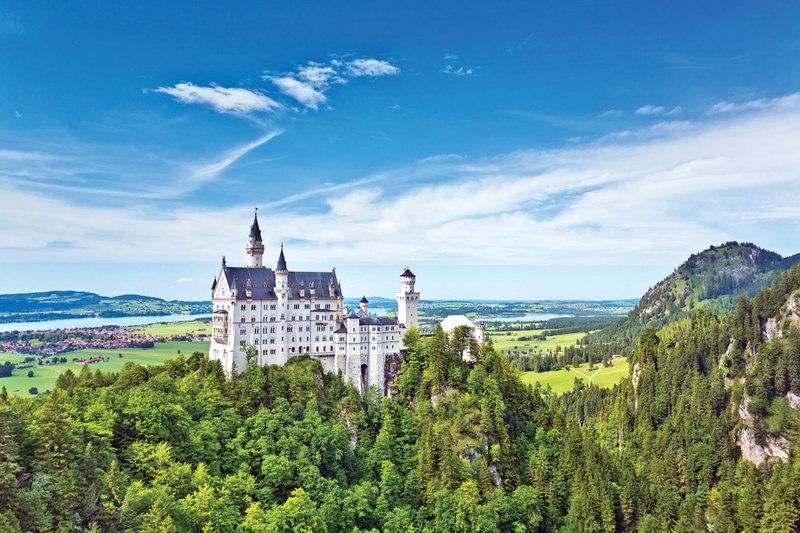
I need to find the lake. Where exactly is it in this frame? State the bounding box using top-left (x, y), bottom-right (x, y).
top-left (0, 313), bottom-right (212, 333)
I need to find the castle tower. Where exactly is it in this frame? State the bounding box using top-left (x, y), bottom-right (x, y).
top-left (246, 211), bottom-right (265, 268)
top-left (359, 296), bottom-right (369, 316)
top-left (396, 267), bottom-right (419, 329)
top-left (274, 244), bottom-right (289, 364)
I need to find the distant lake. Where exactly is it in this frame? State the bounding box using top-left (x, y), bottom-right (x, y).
top-left (0, 313), bottom-right (212, 333)
top-left (481, 313), bottom-right (572, 323)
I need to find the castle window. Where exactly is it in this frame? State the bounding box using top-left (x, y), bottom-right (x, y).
top-left (254, 328), bottom-right (259, 333)
top-left (241, 318), bottom-right (245, 323)
top-left (254, 339), bottom-right (259, 344)
top-left (251, 304), bottom-right (256, 310)
top-left (251, 317), bottom-right (255, 322)
top-left (241, 305), bottom-right (246, 310)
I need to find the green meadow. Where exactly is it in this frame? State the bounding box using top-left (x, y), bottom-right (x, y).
top-left (0, 341), bottom-right (208, 396)
top-left (520, 357), bottom-right (630, 394)
top-left (133, 319), bottom-right (210, 336)
top-left (488, 328), bottom-right (588, 353)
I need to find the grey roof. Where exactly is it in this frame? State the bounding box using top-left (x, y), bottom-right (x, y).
top-left (334, 324), bottom-right (347, 334)
top-left (346, 308), bottom-right (359, 319)
top-left (276, 246), bottom-right (287, 271)
top-left (221, 266), bottom-right (341, 301)
top-left (401, 267), bottom-right (415, 278)
top-left (359, 316), bottom-right (399, 326)
top-left (249, 213), bottom-right (263, 242)
top-left (211, 277), bottom-right (217, 290)
top-left (360, 296), bottom-right (369, 304)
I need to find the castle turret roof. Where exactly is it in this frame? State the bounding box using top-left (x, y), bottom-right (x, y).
top-left (211, 277), bottom-right (217, 290)
top-left (276, 245), bottom-right (287, 271)
top-left (360, 296), bottom-right (369, 304)
top-left (249, 212), bottom-right (262, 242)
top-left (401, 267), bottom-right (415, 278)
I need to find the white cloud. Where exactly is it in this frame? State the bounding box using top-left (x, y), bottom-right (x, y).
top-left (345, 58), bottom-right (400, 77)
top-left (635, 104), bottom-right (665, 116)
top-left (176, 278), bottom-right (194, 283)
top-left (708, 93), bottom-right (800, 114)
top-left (599, 109), bottom-right (623, 118)
top-left (155, 83), bottom-right (281, 114)
top-left (442, 65), bottom-right (474, 76)
top-left (186, 130), bottom-right (282, 187)
top-left (297, 64), bottom-right (343, 87)
top-left (5, 93), bottom-right (799, 271)
top-left (270, 76), bottom-right (327, 110)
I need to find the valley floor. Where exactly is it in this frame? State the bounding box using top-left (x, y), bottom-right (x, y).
top-left (520, 356), bottom-right (629, 394)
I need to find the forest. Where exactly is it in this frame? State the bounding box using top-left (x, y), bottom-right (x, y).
top-left (1, 267), bottom-right (800, 531)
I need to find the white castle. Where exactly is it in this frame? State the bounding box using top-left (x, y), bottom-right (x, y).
top-left (209, 213), bottom-right (420, 394)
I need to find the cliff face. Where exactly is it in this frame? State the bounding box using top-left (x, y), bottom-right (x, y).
top-left (736, 290), bottom-right (800, 465)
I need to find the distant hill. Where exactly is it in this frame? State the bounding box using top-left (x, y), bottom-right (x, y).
top-left (0, 291), bottom-right (210, 324)
top-left (587, 241), bottom-right (800, 345)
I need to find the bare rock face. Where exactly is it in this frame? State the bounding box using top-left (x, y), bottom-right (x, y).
top-left (737, 394), bottom-right (790, 466)
top-left (764, 317), bottom-right (781, 342)
top-left (631, 362), bottom-right (641, 410)
top-left (787, 391), bottom-right (800, 409)
top-left (762, 293), bottom-right (800, 342)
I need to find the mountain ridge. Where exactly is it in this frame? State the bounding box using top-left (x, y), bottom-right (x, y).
top-left (587, 241), bottom-right (800, 345)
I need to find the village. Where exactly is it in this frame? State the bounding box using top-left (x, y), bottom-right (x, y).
top-left (0, 321), bottom-right (209, 363)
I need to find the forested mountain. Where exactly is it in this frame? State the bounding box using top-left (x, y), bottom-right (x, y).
top-left (1, 265), bottom-right (799, 531)
top-left (0, 291), bottom-right (210, 323)
top-left (587, 242), bottom-right (800, 346)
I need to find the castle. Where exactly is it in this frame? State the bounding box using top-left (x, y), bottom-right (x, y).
top-left (209, 213), bottom-right (419, 394)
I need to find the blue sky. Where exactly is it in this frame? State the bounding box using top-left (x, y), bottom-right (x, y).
top-left (2, 1), bottom-right (800, 300)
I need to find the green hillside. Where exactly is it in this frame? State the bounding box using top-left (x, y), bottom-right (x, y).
top-left (0, 290), bottom-right (210, 324)
top-left (587, 241), bottom-right (800, 345)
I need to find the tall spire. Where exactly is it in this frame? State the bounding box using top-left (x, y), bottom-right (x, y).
top-left (246, 209), bottom-right (265, 268)
top-left (249, 209), bottom-right (262, 242)
top-left (276, 243), bottom-right (287, 272)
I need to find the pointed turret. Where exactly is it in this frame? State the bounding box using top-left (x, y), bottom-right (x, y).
top-left (249, 212), bottom-right (262, 241)
top-left (276, 244), bottom-right (288, 272)
top-left (246, 210), bottom-right (265, 268)
top-left (359, 296), bottom-right (369, 316)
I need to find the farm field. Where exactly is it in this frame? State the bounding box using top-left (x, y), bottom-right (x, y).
top-left (520, 357), bottom-right (630, 394)
top-left (133, 319), bottom-right (210, 336)
top-left (0, 341), bottom-right (208, 396)
top-left (488, 328), bottom-right (588, 353)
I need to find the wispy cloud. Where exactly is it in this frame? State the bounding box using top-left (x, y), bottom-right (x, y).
top-left (262, 57), bottom-right (399, 110)
top-left (155, 83), bottom-right (281, 115)
top-left (176, 278), bottom-right (195, 283)
top-left (270, 77), bottom-right (327, 110)
top-left (4, 94), bottom-right (800, 268)
top-left (184, 130), bottom-right (282, 188)
top-left (635, 105), bottom-right (682, 117)
top-left (442, 65), bottom-right (474, 76)
top-left (0, 131), bottom-right (282, 201)
top-left (599, 109), bottom-right (624, 118)
top-left (344, 58), bottom-right (400, 77)
top-left (708, 93), bottom-right (800, 114)
top-left (635, 104), bottom-right (665, 116)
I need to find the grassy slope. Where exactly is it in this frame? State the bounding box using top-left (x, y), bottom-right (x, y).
top-left (488, 329), bottom-right (588, 353)
top-left (133, 320), bottom-right (211, 336)
top-left (520, 357), bottom-right (630, 394)
top-left (0, 341), bottom-right (208, 396)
